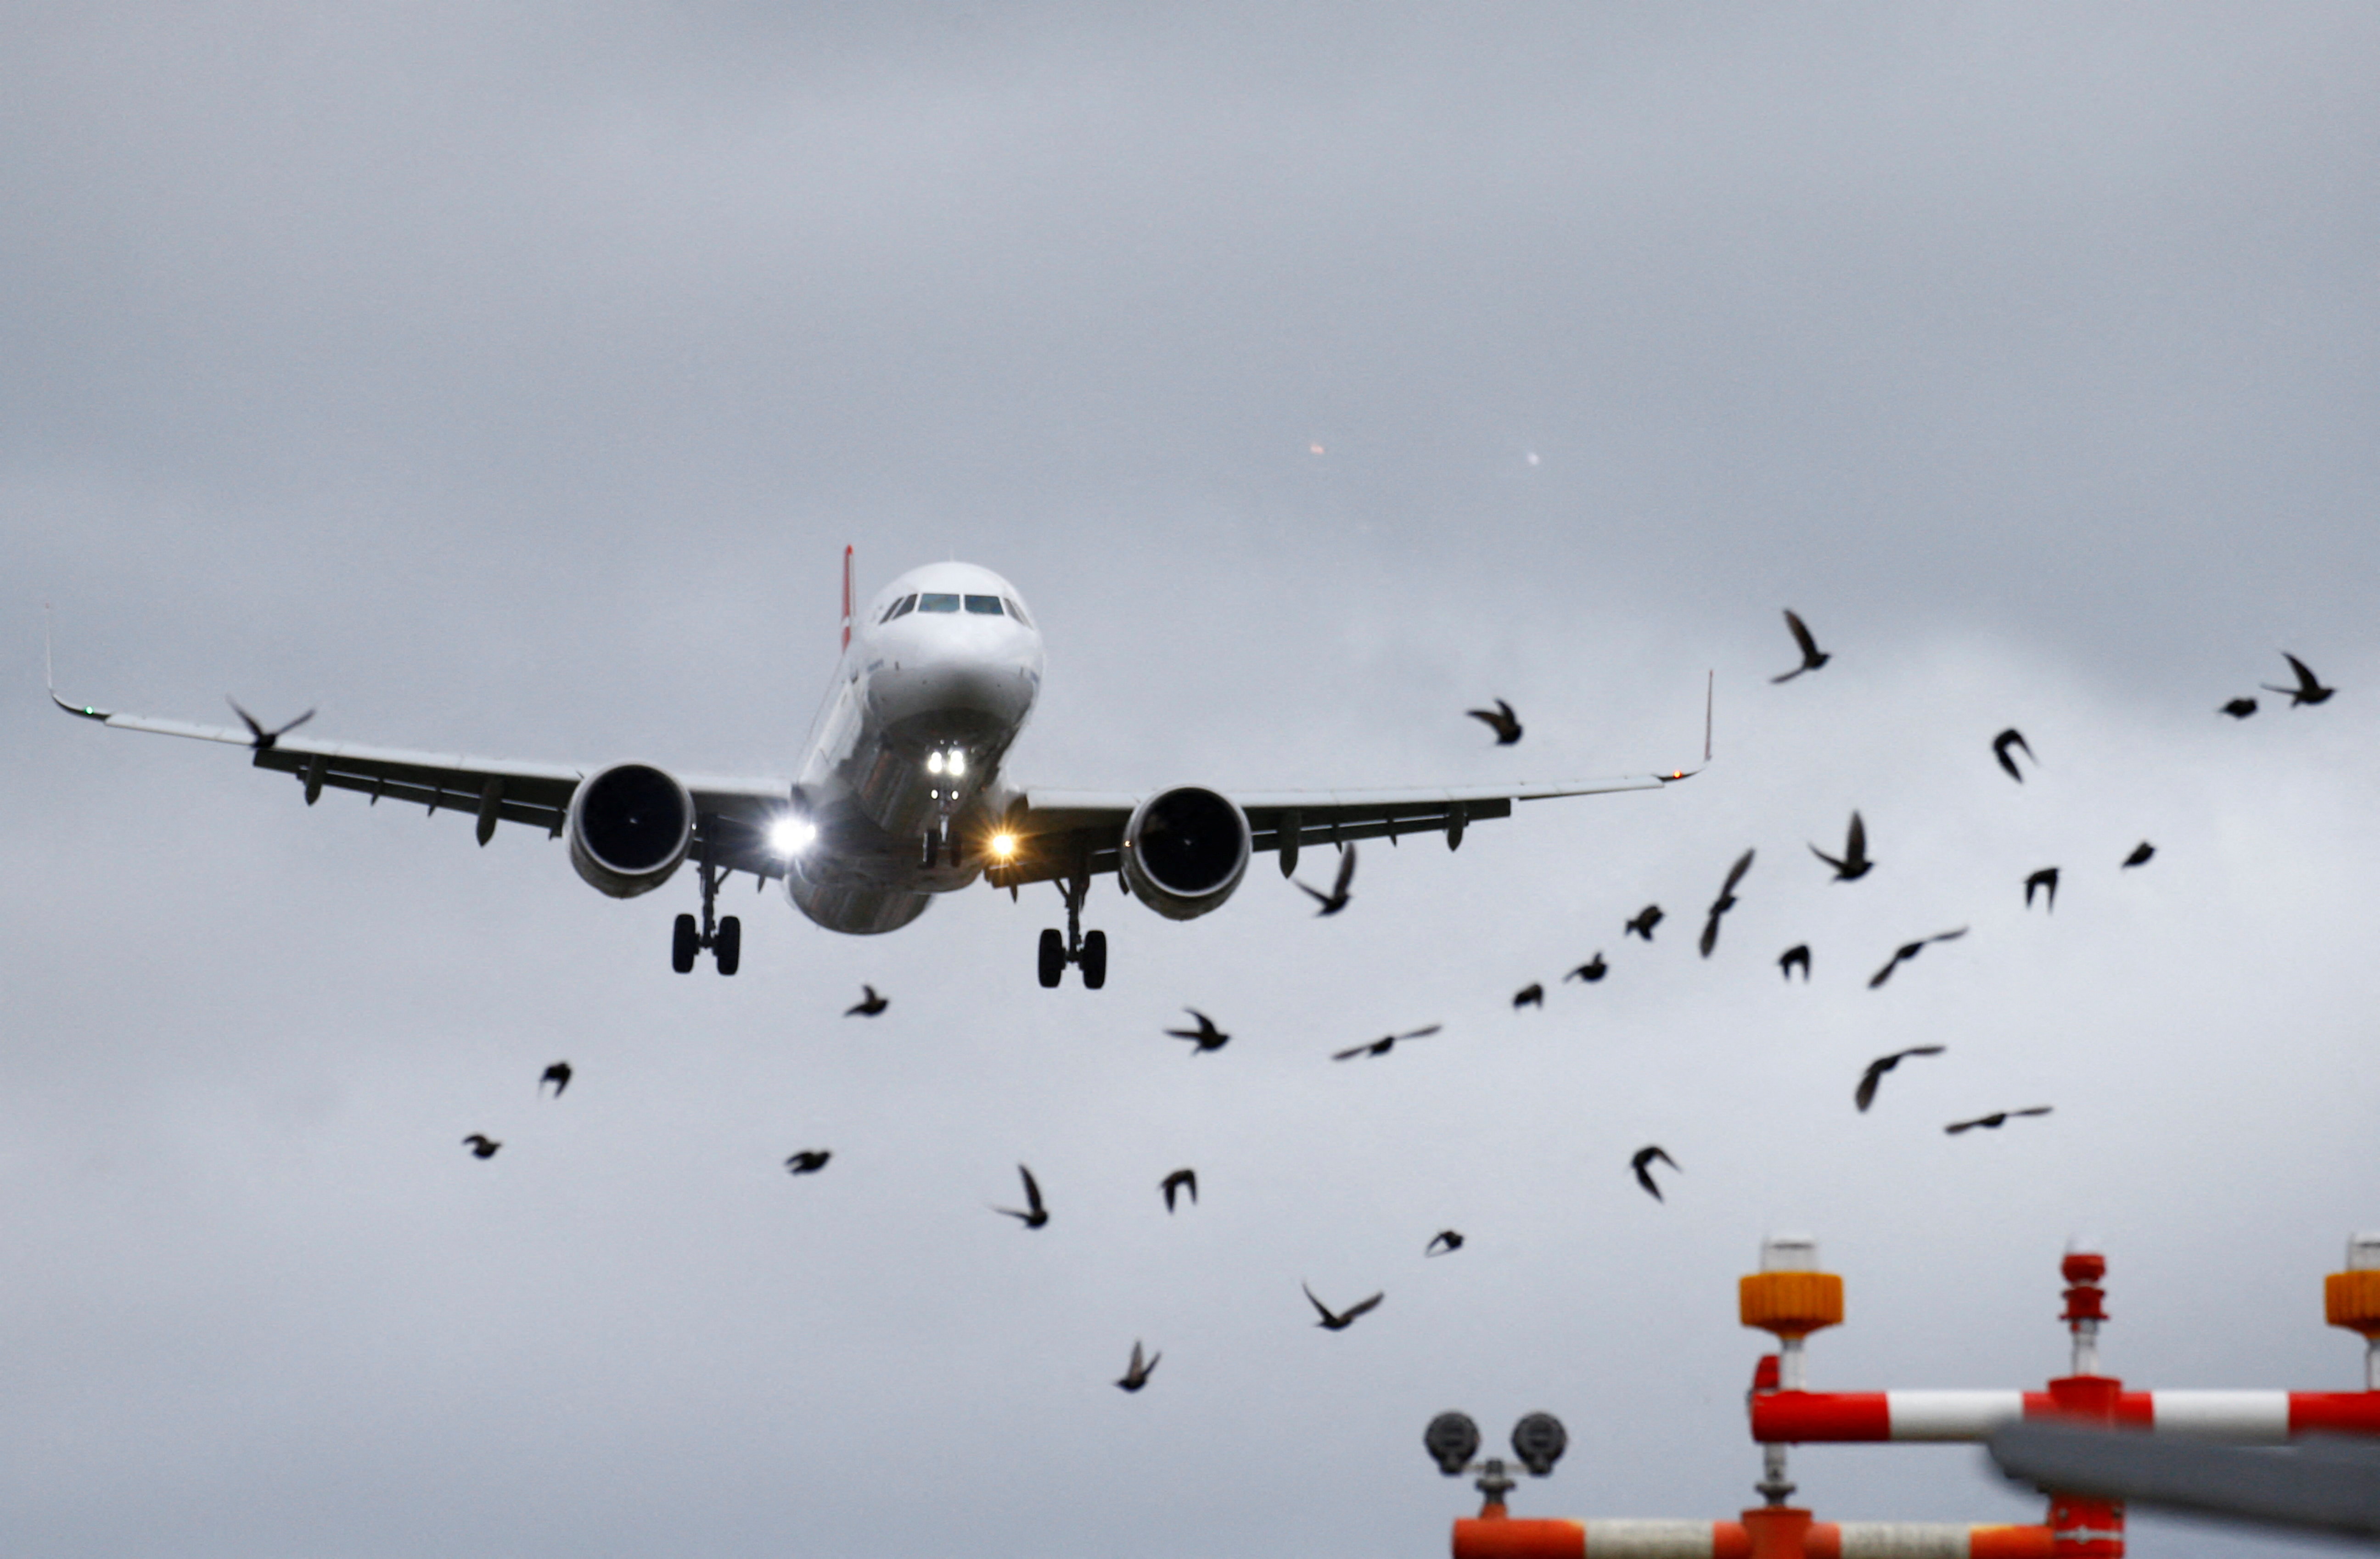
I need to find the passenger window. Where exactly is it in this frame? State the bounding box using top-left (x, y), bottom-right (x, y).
top-left (1003, 598), bottom-right (1032, 627)
top-left (964, 594), bottom-right (1004, 615)
top-left (917, 593), bottom-right (961, 612)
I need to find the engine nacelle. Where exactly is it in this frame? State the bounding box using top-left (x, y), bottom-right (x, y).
top-left (1120, 785), bottom-right (1251, 921)
top-left (566, 762), bottom-right (694, 898)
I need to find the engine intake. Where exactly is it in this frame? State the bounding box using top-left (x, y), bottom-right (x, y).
top-left (567, 762), bottom-right (694, 898)
top-left (1121, 785), bottom-right (1251, 921)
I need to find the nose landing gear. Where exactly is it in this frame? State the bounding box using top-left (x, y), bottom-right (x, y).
top-left (672, 816), bottom-right (741, 975)
top-left (1038, 870), bottom-right (1106, 989)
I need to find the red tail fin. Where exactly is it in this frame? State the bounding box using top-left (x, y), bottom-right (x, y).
top-left (841, 545), bottom-right (853, 652)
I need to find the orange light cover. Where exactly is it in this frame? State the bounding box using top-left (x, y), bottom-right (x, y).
top-left (2325, 1269), bottom-right (2380, 1336)
top-left (1740, 1271), bottom-right (1845, 1339)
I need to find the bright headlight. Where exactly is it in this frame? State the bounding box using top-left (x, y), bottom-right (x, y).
top-left (926, 751), bottom-right (945, 774)
top-left (989, 831), bottom-right (1016, 860)
top-left (769, 817), bottom-right (817, 856)
top-left (947, 749), bottom-right (965, 776)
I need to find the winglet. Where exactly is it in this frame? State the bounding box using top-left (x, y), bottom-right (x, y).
top-left (1658, 670), bottom-right (1714, 783)
top-left (44, 602), bottom-right (109, 722)
top-left (841, 545), bottom-right (853, 653)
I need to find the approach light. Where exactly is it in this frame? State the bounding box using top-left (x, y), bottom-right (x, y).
top-left (1510, 1413), bottom-right (1567, 1477)
top-left (1424, 1412), bottom-right (1481, 1476)
top-left (769, 817), bottom-right (817, 856)
top-left (989, 832), bottom-right (1016, 860)
top-left (927, 751), bottom-right (945, 774)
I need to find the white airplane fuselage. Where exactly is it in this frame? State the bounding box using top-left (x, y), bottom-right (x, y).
top-left (784, 561), bottom-right (1044, 933)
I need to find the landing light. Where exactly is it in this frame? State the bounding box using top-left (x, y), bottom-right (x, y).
top-left (989, 832), bottom-right (1016, 860)
top-left (927, 751), bottom-right (945, 774)
top-left (769, 817), bottom-right (817, 856)
top-left (947, 750), bottom-right (965, 777)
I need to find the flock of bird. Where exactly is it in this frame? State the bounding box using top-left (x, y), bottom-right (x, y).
top-left (449, 620), bottom-right (2336, 1391)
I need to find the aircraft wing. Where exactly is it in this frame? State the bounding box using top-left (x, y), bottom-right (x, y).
top-left (988, 773), bottom-right (1682, 890)
top-left (49, 693), bottom-right (795, 880)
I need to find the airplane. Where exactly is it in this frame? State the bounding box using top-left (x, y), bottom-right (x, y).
top-left (50, 551), bottom-right (1703, 987)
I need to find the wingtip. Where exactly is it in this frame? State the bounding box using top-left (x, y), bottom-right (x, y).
top-left (43, 606), bottom-right (109, 720)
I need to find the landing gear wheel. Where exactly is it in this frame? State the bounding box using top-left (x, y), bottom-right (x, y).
top-left (715, 915), bottom-right (741, 976)
top-left (1080, 929), bottom-right (1108, 990)
top-left (1038, 928), bottom-right (1065, 988)
top-left (672, 913), bottom-right (699, 974)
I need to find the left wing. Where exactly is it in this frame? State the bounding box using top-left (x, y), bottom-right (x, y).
top-left (987, 773), bottom-right (1684, 890)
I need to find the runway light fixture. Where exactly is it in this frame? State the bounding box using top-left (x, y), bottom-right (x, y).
top-left (1425, 1412), bottom-right (1481, 1476)
top-left (769, 817), bottom-right (817, 856)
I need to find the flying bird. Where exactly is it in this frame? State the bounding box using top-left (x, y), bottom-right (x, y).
top-left (461, 1134), bottom-right (500, 1159)
top-left (1512, 983), bottom-right (1544, 1010)
top-left (2122, 841), bottom-right (2155, 869)
top-left (1624, 904), bottom-right (1664, 942)
top-left (1164, 1009), bottom-right (1230, 1054)
top-left (1992, 728), bottom-right (2036, 783)
top-left (994, 1165), bottom-right (1050, 1228)
top-left (1946, 1106), bottom-right (2053, 1134)
top-left (226, 696), bottom-right (315, 751)
top-left (1631, 1145), bottom-right (1678, 1202)
top-left (1332, 1024), bottom-right (1441, 1061)
top-left (1296, 843), bottom-right (1358, 916)
top-left (2262, 652), bottom-right (2335, 707)
top-left (2025, 867), bottom-right (2060, 911)
top-left (1778, 944), bottom-right (1811, 981)
top-left (1809, 811), bottom-right (1873, 880)
top-left (1699, 848), bottom-right (1755, 958)
top-left (1854, 1046), bottom-right (1946, 1112)
top-left (784, 1150), bottom-right (831, 1174)
top-left (1160, 1168), bottom-right (1197, 1212)
top-left (2219, 697), bottom-right (2258, 719)
top-left (845, 985), bottom-right (889, 1017)
top-left (1564, 953), bottom-right (1608, 983)
top-left (1868, 928), bottom-right (1969, 989)
top-left (1467, 699), bottom-right (1523, 745)
top-left (1425, 1230), bottom-right (1465, 1257)
top-left (1115, 1340), bottom-right (1160, 1392)
top-left (1771, 610), bottom-right (1830, 683)
top-left (539, 1060), bottom-right (572, 1097)
top-left (1303, 1282), bottom-right (1384, 1331)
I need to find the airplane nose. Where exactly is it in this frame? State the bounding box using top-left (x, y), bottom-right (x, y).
top-left (870, 654), bottom-right (1035, 741)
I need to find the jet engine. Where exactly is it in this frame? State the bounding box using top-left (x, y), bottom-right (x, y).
top-left (1119, 785), bottom-right (1251, 920)
top-left (566, 762), bottom-right (694, 898)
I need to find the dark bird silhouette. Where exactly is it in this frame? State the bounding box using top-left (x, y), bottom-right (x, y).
top-left (1771, 610), bottom-right (1830, 683)
top-left (1868, 928), bottom-right (1969, 989)
top-left (784, 1150), bottom-right (831, 1174)
top-left (226, 696), bottom-right (315, 751)
top-left (1512, 983), bottom-right (1544, 1010)
top-left (2025, 867), bottom-right (2060, 911)
top-left (1303, 1282), bottom-right (1384, 1331)
top-left (2122, 841), bottom-right (2155, 869)
top-left (539, 1061), bottom-right (572, 1098)
top-left (1624, 904), bottom-right (1664, 941)
top-left (462, 1134), bottom-right (500, 1159)
top-left (1332, 1024), bottom-right (1441, 1061)
top-left (1425, 1230), bottom-right (1465, 1257)
top-left (1854, 1046), bottom-right (1946, 1112)
top-left (1699, 849), bottom-right (1755, 958)
top-left (1992, 728), bottom-right (2036, 783)
top-left (2262, 652), bottom-right (2335, 707)
top-left (2219, 697), bottom-right (2258, 719)
top-left (1809, 812), bottom-right (1873, 880)
top-left (1565, 953), bottom-right (1608, 983)
top-left (1467, 699), bottom-right (1523, 745)
top-left (1631, 1145), bottom-right (1678, 1202)
top-left (1164, 1009), bottom-right (1230, 1054)
top-left (994, 1165), bottom-right (1050, 1228)
top-left (1160, 1168), bottom-right (1197, 1212)
top-left (1296, 843), bottom-right (1358, 916)
top-left (1778, 944), bottom-right (1811, 981)
top-left (845, 984), bottom-right (889, 1017)
top-left (1946, 1106), bottom-right (2053, 1134)
top-left (1115, 1340), bottom-right (1160, 1392)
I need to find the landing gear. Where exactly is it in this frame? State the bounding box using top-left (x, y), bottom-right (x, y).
top-left (1037, 871), bottom-right (1108, 989)
top-left (672, 815), bottom-right (741, 976)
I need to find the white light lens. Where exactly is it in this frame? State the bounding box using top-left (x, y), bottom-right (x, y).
top-left (769, 818), bottom-right (817, 856)
top-left (947, 750), bottom-right (965, 776)
top-left (990, 832), bottom-right (1016, 859)
top-left (926, 751), bottom-right (944, 774)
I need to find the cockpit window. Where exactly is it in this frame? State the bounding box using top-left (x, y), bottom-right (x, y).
top-left (880, 594), bottom-right (917, 623)
top-left (964, 594), bottom-right (1005, 615)
top-left (1003, 598), bottom-right (1032, 627)
top-left (917, 593), bottom-right (961, 613)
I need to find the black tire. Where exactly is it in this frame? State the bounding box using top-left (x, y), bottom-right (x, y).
top-left (1080, 929), bottom-right (1108, 990)
top-left (671, 914), bottom-right (699, 974)
top-left (715, 915), bottom-right (741, 976)
top-left (1037, 928), bottom-right (1064, 988)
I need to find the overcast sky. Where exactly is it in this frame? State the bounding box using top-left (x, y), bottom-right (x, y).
top-left (6, 6), bottom-right (2379, 1557)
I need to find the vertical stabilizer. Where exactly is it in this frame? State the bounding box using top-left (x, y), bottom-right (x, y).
top-left (841, 545), bottom-right (854, 653)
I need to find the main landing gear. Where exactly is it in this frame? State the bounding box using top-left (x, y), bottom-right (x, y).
top-left (672, 818), bottom-right (741, 976)
top-left (1038, 870), bottom-right (1106, 989)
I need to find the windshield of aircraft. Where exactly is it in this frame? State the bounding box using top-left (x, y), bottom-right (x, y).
top-left (964, 595), bottom-right (1004, 615)
top-left (880, 594), bottom-right (917, 622)
top-left (918, 593), bottom-right (961, 612)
